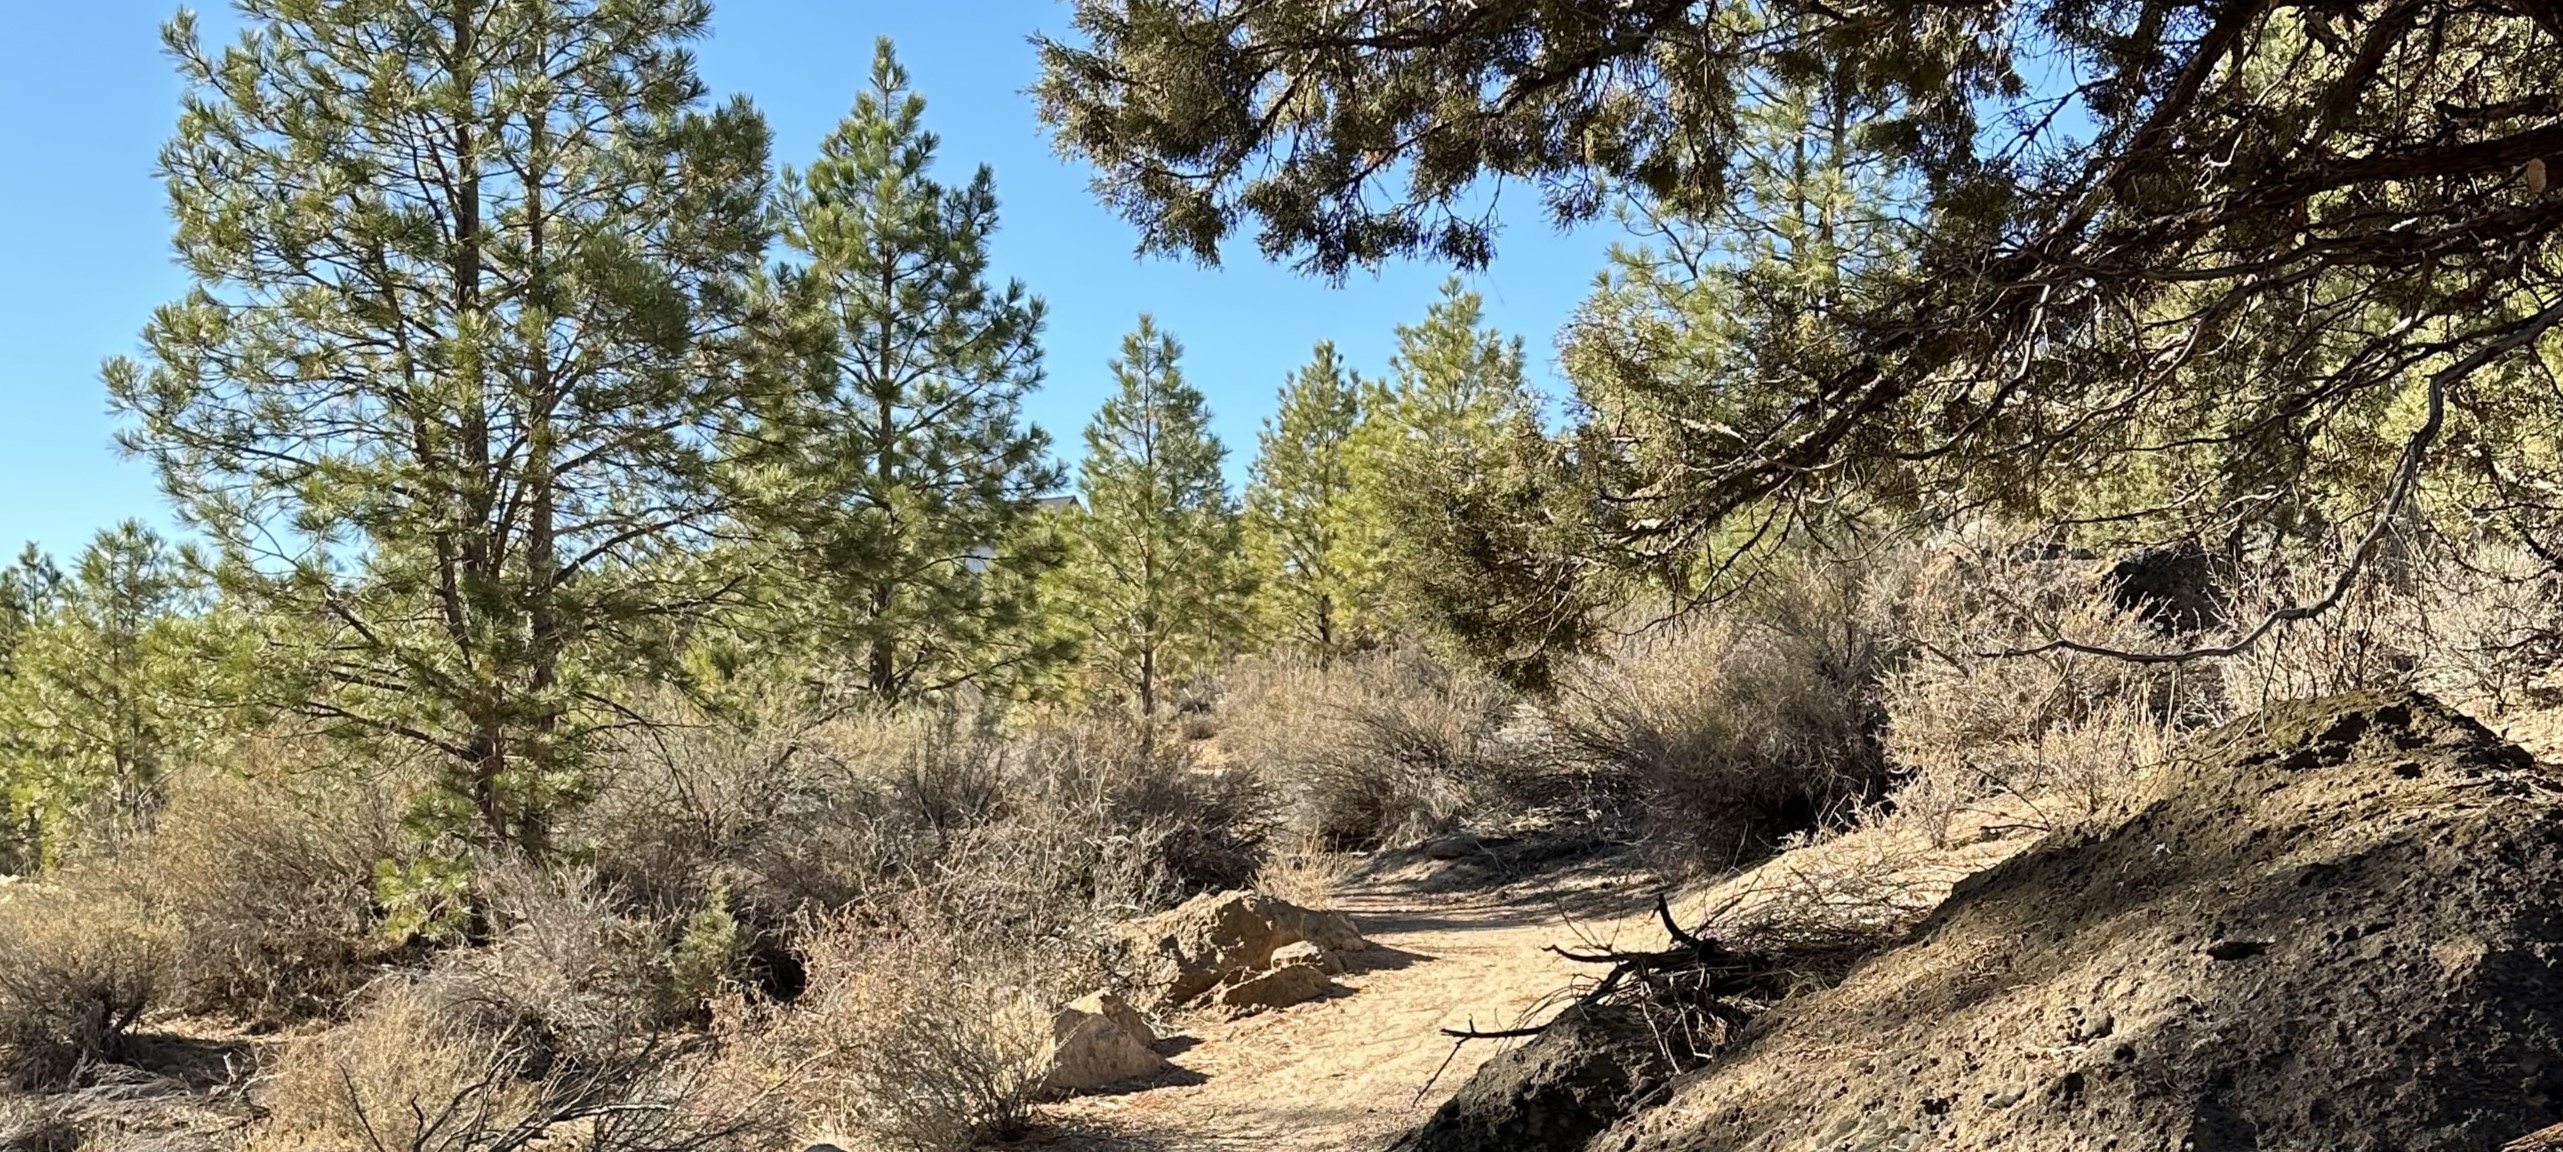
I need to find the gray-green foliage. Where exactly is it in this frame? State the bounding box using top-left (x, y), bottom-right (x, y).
top-left (1242, 343), bottom-right (1363, 658)
top-left (107, 0), bottom-right (775, 852)
top-left (745, 40), bottom-right (1065, 703)
top-left (1056, 317), bottom-right (1245, 719)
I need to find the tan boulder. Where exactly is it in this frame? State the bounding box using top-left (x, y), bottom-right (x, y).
top-left (1065, 989), bottom-right (1157, 1046)
top-left (1289, 907), bottom-right (1368, 955)
top-left (1123, 889), bottom-right (1361, 1006)
top-left (1213, 962), bottom-right (1334, 1016)
top-left (1039, 1005), bottom-right (1167, 1094)
top-left (1270, 939), bottom-right (1343, 975)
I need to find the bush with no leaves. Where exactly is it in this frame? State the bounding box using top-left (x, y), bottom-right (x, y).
top-left (1881, 534), bottom-right (2215, 838)
top-left (251, 980), bottom-right (767, 1152)
top-left (0, 887), bottom-right (175, 1088)
top-left (743, 904), bottom-right (1069, 1152)
top-left (576, 691), bottom-right (1268, 967)
top-left (414, 863), bottom-right (691, 1076)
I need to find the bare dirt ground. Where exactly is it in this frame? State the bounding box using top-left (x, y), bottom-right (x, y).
top-left (1022, 807), bottom-right (2047, 1152)
top-left (1022, 845), bottom-right (1666, 1152)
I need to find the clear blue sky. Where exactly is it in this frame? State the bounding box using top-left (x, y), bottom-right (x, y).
top-left (0, 1), bottom-right (1615, 561)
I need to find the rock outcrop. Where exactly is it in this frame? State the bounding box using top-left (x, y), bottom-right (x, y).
top-left (1386, 1005), bottom-right (1678, 1152)
top-left (1121, 890), bottom-right (1366, 1008)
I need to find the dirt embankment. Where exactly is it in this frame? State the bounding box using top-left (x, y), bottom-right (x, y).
top-left (1585, 691), bottom-right (2563, 1152)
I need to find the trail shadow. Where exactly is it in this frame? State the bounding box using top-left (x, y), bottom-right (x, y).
top-left (117, 1032), bottom-right (254, 1091)
top-left (1339, 943), bottom-right (1432, 976)
top-left (1074, 1063), bottom-right (1211, 1098)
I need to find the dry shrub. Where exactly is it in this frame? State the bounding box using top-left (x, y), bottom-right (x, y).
top-left (2217, 534), bottom-right (2563, 722)
top-left (1220, 651), bottom-right (1514, 848)
top-left (0, 888), bottom-right (175, 1088)
top-left (0, 1093), bottom-right (77, 1152)
top-left (252, 981), bottom-right (764, 1152)
top-left (137, 750), bottom-right (405, 1023)
top-left (743, 905), bottom-right (1075, 1152)
top-left (575, 690), bottom-right (1266, 997)
top-left (1880, 534), bottom-right (2211, 840)
top-left (416, 864), bottom-right (688, 1075)
top-left (1549, 558), bottom-right (1895, 866)
top-left (1251, 831), bottom-right (1352, 911)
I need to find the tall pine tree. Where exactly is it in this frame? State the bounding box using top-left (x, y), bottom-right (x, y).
top-left (1242, 343), bottom-right (1362, 658)
top-left (1058, 317), bottom-right (1244, 723)
top-left (107, 0), bottom-right (774, 852)
top-left (748, 40), bottom-right (1063, 702)
top-left (1341, 279), bottom-right (1537, 640)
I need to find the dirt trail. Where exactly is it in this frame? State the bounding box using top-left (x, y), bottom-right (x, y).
top-left (1029, 848), bottom-right (1664, 1152)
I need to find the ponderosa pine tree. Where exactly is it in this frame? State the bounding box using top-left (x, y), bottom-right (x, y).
top-left (1038, 0), bottom-right (2563, 663)
top-left (107, 0), bottom-right (774, 853)
top-left (1561, 60), bottom-right (1918, 604)
top-left (1242, 343), bottom-right (1362, 658)
top-left (1058, 317), bottom-right (1244, 723)
top-left (749, 40), bottom-right (1063, 702)
top-left (1341, 280), bottom-right (1537, 639)
top-left (0, 524), bottom-right (210, 869)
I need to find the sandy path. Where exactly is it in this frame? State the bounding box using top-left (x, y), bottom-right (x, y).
top-left (1027, 851), bottom-right (1664, 1152)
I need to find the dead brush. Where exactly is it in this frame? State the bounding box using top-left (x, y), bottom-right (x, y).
top-left (137, 747), bottom-right (408, 1024)
top-left (0, 887), bottom-right (176, 1089)
top-left (1547, 556), bottom-right (1896, 867)
top-left (1881, 532), bottom-right (2211, 843)
top-left (250, 980), bottom-right (767, 1152)
top-left (742, 903), bottom-right (1079, 1152)
top-left (1220, 650), bottom-right (1515, 848)
top-left (415, 863), bottom-right (688, 1076)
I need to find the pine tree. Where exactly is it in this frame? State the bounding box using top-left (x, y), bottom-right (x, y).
top-left (1562, 64), bottom-right (1916, 598)
top-left (748, 40), bottom-right (1064, 702)
top-left (1058, 317), bottom-right (1244, 723)
top-left (1340, 279), bottom-right (1537, 639)
top-left (107, 0), bottom-right (774, 853)
top-left (1242, 343), bottom-right (1363, 658)
top-left (0, 524), bottom-right (210, 869)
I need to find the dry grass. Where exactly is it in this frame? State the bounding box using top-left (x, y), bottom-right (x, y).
top-left (577, 692), bottom-right (1268, 943)
top-left (1547, 556), bottom-right (1896, 866)
top-left (1251, 831), bottom-right (1354, 911)
top-left (1878, 532), bottom-right (2212, 842)
top-left (2217, 534), bottom-right (2563, 722)
top-left (416, 863), bottom-right (689, 1075)
top-left (251, 980), bottom-right (768, 1152)
top-left (135, 749), bottom-right (407, 1023)
top-left (740, 905), bottom-right (1078, 1152)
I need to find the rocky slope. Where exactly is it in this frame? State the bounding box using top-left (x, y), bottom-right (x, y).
top-left (1571, 691), bottom-right (2563, 1151)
